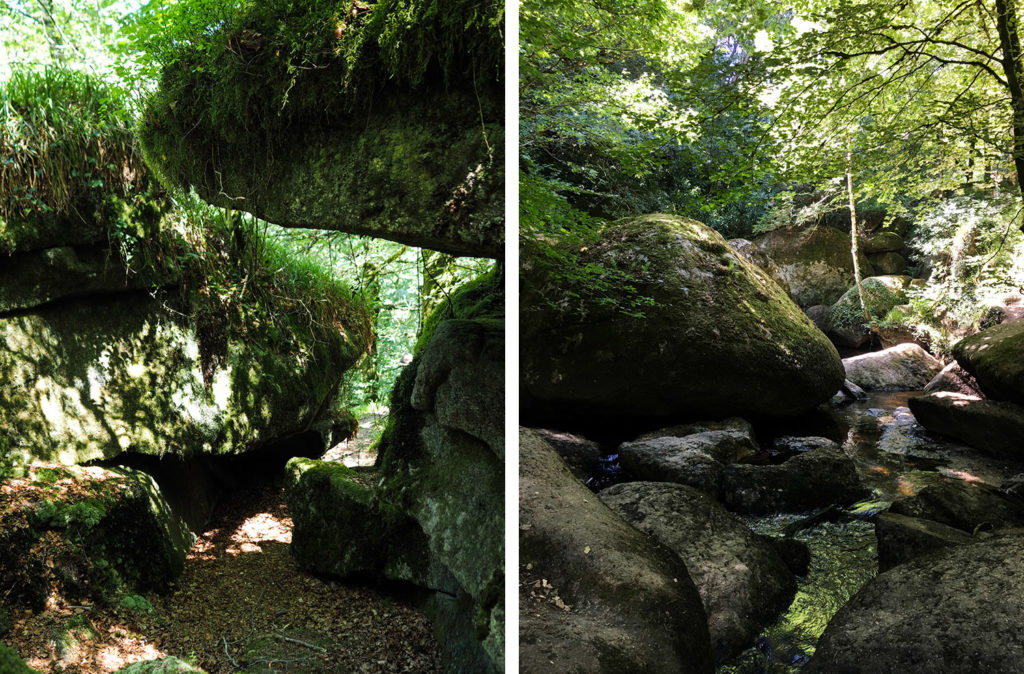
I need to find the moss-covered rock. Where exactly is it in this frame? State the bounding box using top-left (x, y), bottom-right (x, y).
top-left (953, 319), bottom-right (1024, 406)
top-left (138, 1), bottom-right (503, 258)
top-left (867, 251), bottom-right (908, 275)
top-left (0, 644), bottom-right (37, 674)
top-left (864, 231), bottom-right (906, 254)
top-left (290, 268), bottom-right (504, 672)
top-left (827, 275), bottom-right (910, 348)
top-left (0, 291), bottom-right (364, 465)
top-left (521, 214), bottom-right (845, 424)
top-left (0, 463), bottom-right (193, 611)
top-left (754, 226), bottom-right (875, 306)
top-left (115, 657), bottom-right (206, 673)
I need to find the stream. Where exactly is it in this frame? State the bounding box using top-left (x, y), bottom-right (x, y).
top-left (717, 391), bottom-right (1024, 673)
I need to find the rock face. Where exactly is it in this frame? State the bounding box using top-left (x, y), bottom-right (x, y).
top-left (727, 238), bottom-right (791, 294)
top-left (923, 361), bottom-right (983, 396)
top-left (827, 276), bottom-right (909, 349)
top-left (953, 319), bottom-right (1024, 406)
top-left (908, 392), bottom-right (1024, 458)
top-left (721, 446), bottom-right (868, 514)
top-left (806, 534), bottom-right (1024, 673)
top-left (600, 482), bottom-right (796, 663)
top-left (842, 343), bottom-right (943, 391)
top-left (619, 431), bottom-right (756, 494)
top-left (874, 511), bottom-right (974, 571)
top-left (520, 430), bottom-right (714, 674)
top-left (522, 215), bottom-right (845, 424)
top-left (139, 3), bottom-right (502, 258)
top-left (753, 226), bottom-right (874, 307)
top-left (0, 292), bottom-right (364, 466)
top-left (288, 270), bottom-right (504, 672)
top-left (888, 478), bottom-right (1024, 532)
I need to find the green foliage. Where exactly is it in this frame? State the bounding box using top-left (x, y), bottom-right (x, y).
top-left (31, 498), bottom-right (107, 530)
top-left (119, 593), bottom-right (155, 614)
top-left (0, 66), bottom-right (156, 243)
top-left (829, 277), bottom-right (906, 330)
top-left (130, 0), bottom-right (501, 134)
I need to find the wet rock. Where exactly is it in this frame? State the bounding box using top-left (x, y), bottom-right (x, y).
top-left (806, 534), bottom-right (1024, 673)
top-left (600, 482), bottom-right (797, 663)
top-left (923, 361), bottom-right (983, 396)
top-left (888, 477), bottom-right (1024, 533)
top-left (721, 448), bottom-right (869, 514)
top-left (753, 226), bottom-right (874, 307)
top-left (531, 429), bottom-right (604, 482)
top-left (842, 343), bottom-right (943, 391)
top-left (771, 436), bottom-right (841, 455)
top-left (1000, 474), bottom-right (1024, 498)
top-left (831, 380), bottom-right (867, 407)
top-left (764, 536), bottom-right (811, 576)
top-left (908, 392), bottom-right (1024, 458)
top-left (520, 429), bottom-right (713, 673)
top-left (522, 215), bottom-right (845, 424)
top-left (874, 511), bottom-right (974, 571)
top-left (953, 318), bottom-right (1024, 406)
top-left (619, 431), bottom-right (757, 494)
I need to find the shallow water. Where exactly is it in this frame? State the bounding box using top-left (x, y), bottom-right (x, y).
top-left (717, 391), bottom-right (1024, 673)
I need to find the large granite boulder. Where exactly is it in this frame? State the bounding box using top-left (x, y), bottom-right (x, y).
top-left (842, 343), bottom-right (943, 391)
top-left (600, 482), bottom-right (796, 663)
top-left (521, 214), bottom-right (845, 424)
top-left (727, 238), bottom-right (791, 294)
top-left (0, 291), bottom-right (366, 466)
top-left (863, 231), bottom-right (906, 254)
top-left (806, 534), bottom-right (1024, 673)
top-left (138, 1), bottom-right (502, 258)
top-left (866, 251), bottom-right (908, 275)
top-left (753, 226), bottom-right (874, 307)
top-left (923, 361), bottom-right (983, 396)
top-left (288, 270), bottom-right (504, 672)
top-left (908, 392), bottom-right (1024, 458)
top-left (520, 430), bottom-right (713, 673)
top-left (888, 477), bottom-right (1024, 532)
top-left (953, 319), bottom-right (1024, 406)
top-left (827, 276), bottom-right (910, 349)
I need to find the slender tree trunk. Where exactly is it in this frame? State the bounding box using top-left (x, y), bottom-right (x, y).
top-left (36, 0), bottom-right (67, 64)
top-left (995, 0), bottom-right (1024, 222)
top-left (847, 136), bottom-right (871, 326)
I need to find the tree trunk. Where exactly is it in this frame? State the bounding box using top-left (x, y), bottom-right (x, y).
top-left (847, 137), bottom-right (871, 326)
top-left (995, 0), bottom-right (1024, 220)
top-left (36, 0), bottom-right (67, 64)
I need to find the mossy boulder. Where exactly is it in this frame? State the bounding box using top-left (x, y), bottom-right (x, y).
top-left (138, 1), bottom-right (502, 258)
top-left (827, 275), bottom-right (910, 348)
top-left (0, 244), bottom-right (173, 314)
top-left (521, 214), bottom-right (845, 424)
top-left (953, 319), bottom-right (1024, 406)
top-left (842, 343), bottom-right (943, 391)
top-left (0, 291), bottom-right (366, 465)
top-left (864, 231), bottom-right (906, 254)
top-left (291, 268), bottom-right (504, 671)
top-left (754, 226), bottom-right (874, 306)
top-left (520, 430), bottom-right (714, 673)
top-left (908, 392), bottom-right (1024, 458)
top-left (115, 657), bottom-right (206, 673)
top-left (867, 251), bottom-right (908, 275)
top-left (0, 463), bottom-right (193, 611)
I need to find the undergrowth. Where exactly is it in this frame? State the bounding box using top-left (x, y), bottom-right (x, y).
top-left (0, 67), bottom-right (154, 246)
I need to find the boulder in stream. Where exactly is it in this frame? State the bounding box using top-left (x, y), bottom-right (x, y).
top-left (521, 214), bottom-right (845, 425)
top-left (842, 343), bottom-right (943, 391)
top-left (600, 482), bottom-right (797, 663)
top-left (908, 392), bottom-right (1024, 459)
top-left (721, 446), bottom-right (869, 514)
top-left (619, 431), bottom-right (757, 494)
top-left (887, 477), bottom-right (1024, 533)
top-left (953, 318), bottom-right (1024, 406)
top-left (520, 430), bottom-right (714, 673)
top-left (874, 511), bottom-right (975, 571)
top-left (806, 534), bottom-right (1024, 673)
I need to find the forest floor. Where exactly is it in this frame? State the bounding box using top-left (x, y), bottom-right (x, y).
top-left (6, 483), bottom-right (440, 673)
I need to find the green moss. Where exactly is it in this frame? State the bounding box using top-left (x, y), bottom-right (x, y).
top-left (417, 264), bottom-right (502, 352)
top-left (0, 643), bottom-right (37, 674)
top-left (829, 276), bottom-right (909, 330)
